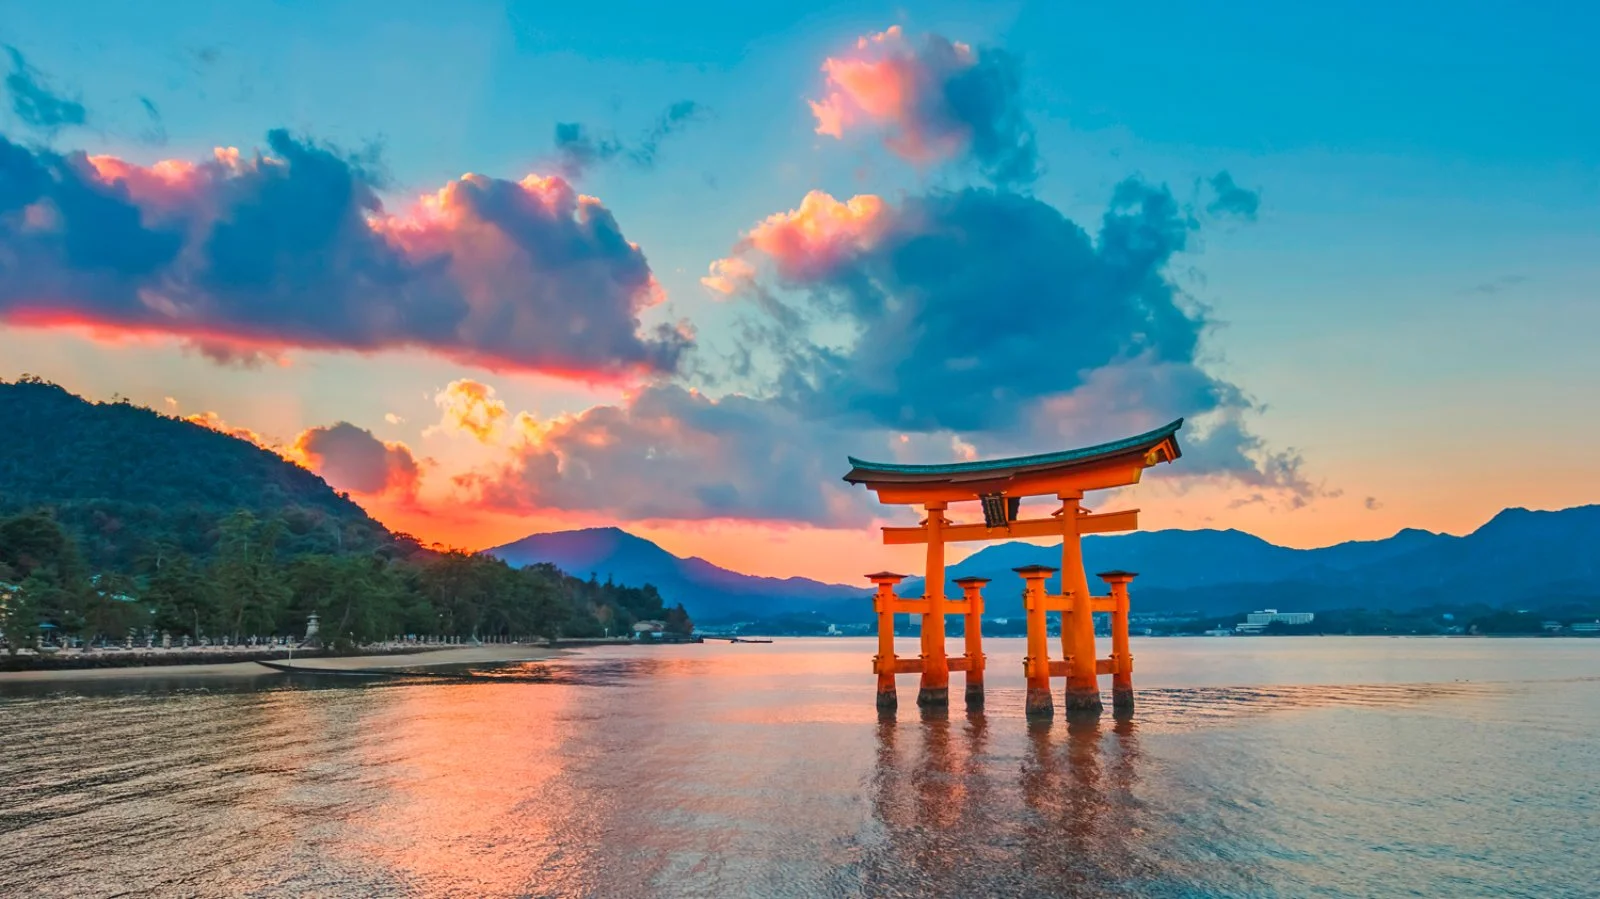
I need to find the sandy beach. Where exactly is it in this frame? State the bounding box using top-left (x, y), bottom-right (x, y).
top-left (0, 644), bottom-right (567, 684)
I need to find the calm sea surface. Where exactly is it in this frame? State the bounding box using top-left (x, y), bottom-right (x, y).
top-left (2, 636), bottom-right (1597, 898)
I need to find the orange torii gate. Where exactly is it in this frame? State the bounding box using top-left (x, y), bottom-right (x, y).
top-left (844, 420), bottom-right (1183, 717)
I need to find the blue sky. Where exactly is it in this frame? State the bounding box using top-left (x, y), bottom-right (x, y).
top-left (1, 0), bottom-right (1595, 579)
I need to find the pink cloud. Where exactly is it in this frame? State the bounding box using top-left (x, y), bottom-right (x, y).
top-left (0, 130), bottom-right (688, 381)
top-left (808, 26), bottom-right (1038, 184)
top-left (704, 190), bottom-right (885, 292)
top-left (289, 422), bottom-right (421, 501)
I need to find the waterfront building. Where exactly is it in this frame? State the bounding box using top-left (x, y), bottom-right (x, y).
top-left (1248, 609), bottom-right (1315, 626)
top-left (1235, 609), bottom-right (1315, 634)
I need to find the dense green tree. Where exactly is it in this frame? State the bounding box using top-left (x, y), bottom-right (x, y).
top-left (0, 510), bottom-right (84, 581)
top-left (0, 582), bottom-right (40, 655)
top-left (82, 572), bottom-right (148, 644)
top-left (1467, 610), bottom-right (1546, 635)
top-left (286, 554), bottom-right (405, 648)
top-left (18, 569), bottom-right (84, 641)
top-left (664, 603), bottom-right (694, 636)
top-left (142, 553), bottom-right (215, 640)
top-left (210, 511), bottom-right (292, 639)
top-left (0, 511), bottom-right (93, 641)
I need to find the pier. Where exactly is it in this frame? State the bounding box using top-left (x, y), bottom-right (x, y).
top-left (844, 420), bottom-right (1184, 718)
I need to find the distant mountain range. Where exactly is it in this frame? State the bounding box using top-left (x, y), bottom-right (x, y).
top-left (487, 528), bottom-right (868, 622)
top-left (492, 505), bottom-right (1600, 621)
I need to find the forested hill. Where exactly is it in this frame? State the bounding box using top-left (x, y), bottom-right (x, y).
top-left (0, 376), bottom-right (387, 569)
top-left (0, 377), bottom-right (690, 650)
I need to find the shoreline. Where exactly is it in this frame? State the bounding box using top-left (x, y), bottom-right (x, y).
top-left (0, 644), bottom-right (569, 684)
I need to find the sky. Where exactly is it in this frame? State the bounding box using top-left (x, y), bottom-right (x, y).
top-left (1, 0), bottom-right (1596, 584)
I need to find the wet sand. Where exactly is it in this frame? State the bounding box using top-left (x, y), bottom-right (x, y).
top-left (0, 645), bottom-right (567, 683)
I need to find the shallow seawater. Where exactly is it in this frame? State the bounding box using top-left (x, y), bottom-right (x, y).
top-left (1, 637), bottom-right (1597, 898)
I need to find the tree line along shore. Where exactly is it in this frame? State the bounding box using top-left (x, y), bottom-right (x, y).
top-left (0, 507), bottom-right (693, 666)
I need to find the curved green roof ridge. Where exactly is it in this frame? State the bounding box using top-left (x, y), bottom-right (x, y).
top-left (845, 418), bottom-right (1183, 478)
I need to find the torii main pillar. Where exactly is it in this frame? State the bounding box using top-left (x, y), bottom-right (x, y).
top-left (843, 420), bottom-right (1185, 719)
top-left (918, 502), bottom-right (950, 706)
top-left (1057, 492), bottom-right (1101, 714)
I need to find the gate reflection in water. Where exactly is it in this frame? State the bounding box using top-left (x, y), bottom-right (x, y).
top-left (863, 707), bottom-right (1151, 897)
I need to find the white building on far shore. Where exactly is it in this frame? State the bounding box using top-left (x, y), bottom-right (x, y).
top-left (1235, 609), bottom-right (1315, 634)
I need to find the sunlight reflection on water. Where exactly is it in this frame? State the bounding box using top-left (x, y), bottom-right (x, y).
top-left (1, 637), bottom-right (1597, 898)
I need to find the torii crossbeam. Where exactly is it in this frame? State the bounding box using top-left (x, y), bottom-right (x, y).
top-left (844, 419), bottom-right (1183, 717)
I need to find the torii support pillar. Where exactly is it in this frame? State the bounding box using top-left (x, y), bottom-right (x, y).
top-left (917, 502), bottom-right (950, 707)
top-left (1058, 494), bottom-right (1103, 716)
top-left (1016, 565), bottom-right (1056, 718)
top-left (868, 573), bottom-right (907, 712)
top-left (954, 576), bottom-right (989, 705)
top-left (1099, 571), bottom-right (1138, 715)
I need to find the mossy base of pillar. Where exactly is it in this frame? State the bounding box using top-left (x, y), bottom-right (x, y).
top-left (1064, 686), bottom-right (1104, 715)
top-left (1112, 688), bottom-right (1135, 716)
top-left (876, 689), bottom-right (898, 712)
top-left (1025, 686), bottom-right (1054, 717)
top-left (917, 686), bottom-right (949, 706)
top-left (964, 681), bottom-right (985, 705)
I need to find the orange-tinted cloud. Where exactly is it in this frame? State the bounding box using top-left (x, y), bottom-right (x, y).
top-left (430, 378), bottom-right (508, 443)
top-left (289, 422), bottom-right (420, 501)
top-left (699, 256), bottom-right (756, 295)
top-left (809, 26), bottom-right (1038, 185)
top-left (0, 130), bottom-right (688, 380)
top-left (457, 384), bottom-right (873, 526)
top-left (183, 410), bottom-right (274, 449)
top-left (703, 190), bottom-right (884, 292)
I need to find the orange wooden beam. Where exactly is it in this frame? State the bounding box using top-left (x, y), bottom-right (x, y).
top-left (881, 509), bottom-right (1139, 545)
top-left (880, 657), bottom-right (923, 674)
top-left (877, 655), bottom-right (984, 675)
top-left (1037, 657), bottom-right (1118, 677)
top-left (869, 458), bottom-right (1149, 505)
top-left (888, 599), bottom-right (972, 615)
top-left (1038, 594), bottom-right (1117, 613)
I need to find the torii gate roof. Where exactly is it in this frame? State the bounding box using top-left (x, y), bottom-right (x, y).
top-left (842, 418), bottom-right (1184, 489)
